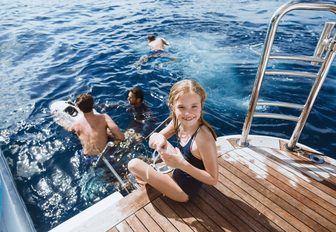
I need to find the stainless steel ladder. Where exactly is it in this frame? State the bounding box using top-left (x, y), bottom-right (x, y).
top-left (240, 2), bottom-right (336, 150)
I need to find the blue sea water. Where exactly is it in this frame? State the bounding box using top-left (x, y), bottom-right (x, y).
top-left (0, 0), bottom-right (335, 231)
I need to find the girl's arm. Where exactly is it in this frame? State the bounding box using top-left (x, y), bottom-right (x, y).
top-left (149, 121), bottom-right (175, 150)
top-left (159, 120), bottom-right (175, 139)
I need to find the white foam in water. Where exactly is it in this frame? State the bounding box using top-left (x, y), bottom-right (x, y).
top-left (36, 178), bottom-right (53, 198)
top-left (17, 158), bottom-right (42, 179)
top-left (16, 138), bottom-right (66, 179)
top-left (172, 32), bottom-right (262, 113)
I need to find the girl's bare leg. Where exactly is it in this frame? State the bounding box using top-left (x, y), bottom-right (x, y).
top-left (128, 158), bottom-right (188, 202)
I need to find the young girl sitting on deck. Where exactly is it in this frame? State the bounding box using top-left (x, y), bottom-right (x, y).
top-left (128, 79), bottom-right (218, 202)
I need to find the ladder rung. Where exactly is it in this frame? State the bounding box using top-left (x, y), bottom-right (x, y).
top-left (254, 113), bottom-right (299, 122)
top-left (265, 70), bottom-right (317, 79)
top-left (269, 55), bottom-right (325, 63)
top-left (257, 101), bottom-right (304, 110)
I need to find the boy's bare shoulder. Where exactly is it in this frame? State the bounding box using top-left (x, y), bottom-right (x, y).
top-left (100, 113), bottom-right (111, 120)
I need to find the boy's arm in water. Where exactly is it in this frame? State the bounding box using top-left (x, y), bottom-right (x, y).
top-left (161, 38), bottom-right (169, 46)
top-left (105, 114), bottom-right (125, 141)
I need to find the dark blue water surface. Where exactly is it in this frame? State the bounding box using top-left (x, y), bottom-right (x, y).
top-left (0, 0), bottom-right (335, 231)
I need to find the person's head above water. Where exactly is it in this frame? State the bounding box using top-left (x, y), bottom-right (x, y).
top-left (76, 93), bottom-right (94, 113)
top-left (146, 33), bottom-right (169, 52)
top-left (128, 86), bottom-right (144, 106)
top-left (147, 33), bottom-right (156, 42)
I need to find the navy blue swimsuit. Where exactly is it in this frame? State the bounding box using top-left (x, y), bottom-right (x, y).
top-left (172, 126), bottom-right (205, 199)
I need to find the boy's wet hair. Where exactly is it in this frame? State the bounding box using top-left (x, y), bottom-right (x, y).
top-left (130, 86), bottom-right (144, 102)
top-left (147, 34), bottom-right (156, 42)
top-left (76, 93), bottom-right (94, 113)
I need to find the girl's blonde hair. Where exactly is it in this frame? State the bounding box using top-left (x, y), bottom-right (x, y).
top-left (168, 79), bottom-right (216, 139)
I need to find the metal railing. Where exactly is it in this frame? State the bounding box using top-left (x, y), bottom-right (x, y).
top-left (239, 2), bottom-right (336, 150)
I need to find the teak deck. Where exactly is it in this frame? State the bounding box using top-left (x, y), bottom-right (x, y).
top-left (70, 135), bottom-right (336, 232)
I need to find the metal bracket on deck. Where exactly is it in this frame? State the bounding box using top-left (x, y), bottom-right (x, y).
top-left (238, 138), bottom-right (249, 147)
top-left (285, 143), bottom-right (325, 164)
top-left (285, 143), bottom-right (301, 152)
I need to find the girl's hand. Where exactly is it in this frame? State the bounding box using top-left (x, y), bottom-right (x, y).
top-left (149, 133), bottom-right (167, 152)
top-left (160, 147), bottom-right (185, 169)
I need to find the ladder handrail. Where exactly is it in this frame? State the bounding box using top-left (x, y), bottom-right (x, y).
top-left (240, 2), bottom-right (336, 147)
top-left (253, 113), bottom-right (299, 122)
top-left (265, 70), bottom-right (318, 79)
top-left (269, 55), bottom-right (325, 63)
top-left (288, 40), bottom-right (336, 149)
top-left (257, 101), bottom-right (304, 110)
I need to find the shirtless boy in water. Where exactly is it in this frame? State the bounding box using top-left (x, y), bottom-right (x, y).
top-left (136, 34), bottom-right (175, 66)
top-left (70, 93), bottom-right (125, 156)
top-left (147, 34), bottom-right (169, 51)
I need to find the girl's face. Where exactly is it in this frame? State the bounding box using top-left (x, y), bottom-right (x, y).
top-left (173, 92), bottom-right (202, 127)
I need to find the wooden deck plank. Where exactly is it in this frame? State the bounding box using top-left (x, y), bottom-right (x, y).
top-left (197, 188), bottom-right (257, 232)
top-left (201, 185), bottom-right (274, 232)
top-left (220, 155), bottom-right (332, 232)
top-left (278, 140), bottom-right (336, 177)
top-left (152, 198), bottom-right (194, 232)
top-left (232, 150), bottom-right (335, 218)
top-left (268, 145), bottom-right (336, 186)
top-left (115, 221), bottom-right (133, 232)
top-left (211, 176), bottom-right (284, 232)
top-left (227, 149), bottom-right (336, 227)
top-left (274, 148), bottom-right (336, 186)
top-left (252, 146), bottom-right (336, 199)
top-left (161, 197), bottom-right (208, 232)
top-left (143, 200), bottom-right (178, 232)
top-left (183, 198), bottom-right (225, 231)
top-left (102, 185), bottom-right (161, 229)
top-left (238, 147), bottom-right (336, 209)
top-left (190, 194), bottom-right (240, 232)
top-left (233, 147), bottom-right (336, 216)
top-left (218, 163), bottom-right (314, 232)
top-left (107, 227), bottom-right (119, 232)
top-left (135, 208), bottom-right (163, 232)
top-left (125, 214), bottom-right (148, 232)
top-left (218, 167), bottom-right (300, 232)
